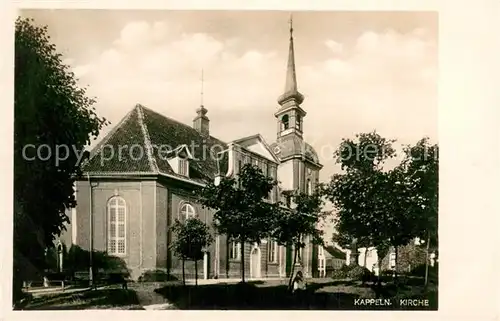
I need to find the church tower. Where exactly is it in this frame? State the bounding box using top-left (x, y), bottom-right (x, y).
top-left (272, 16), bottom-right (322, 195)
top-left (272, 16), bottom-right (323, 279)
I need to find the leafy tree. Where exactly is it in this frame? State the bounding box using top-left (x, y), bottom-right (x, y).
top-left (272, 188), bottom-right (327, 290)
top-left (171, 218), bottom-right (214, 285)
top-left (197, 164), bottom-right (276, 283)
top-left (14, 17), bottom-right (107, 303)
top-left (398, 138), bottom-right (438, 286)
top-left (325, 132), bottom-right (415, 280)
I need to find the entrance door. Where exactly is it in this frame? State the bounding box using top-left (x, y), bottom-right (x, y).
top-left (250, 247), bottom-right (261, 278)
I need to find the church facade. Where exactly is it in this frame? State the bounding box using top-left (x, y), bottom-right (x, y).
top-left (60, 21), bottom-right (323, 281)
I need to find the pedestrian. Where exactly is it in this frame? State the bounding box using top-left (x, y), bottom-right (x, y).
top-left (292, 271), bottom-right (306, 293)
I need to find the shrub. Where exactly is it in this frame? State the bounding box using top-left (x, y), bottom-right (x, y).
top-left (346, 265), bottom-right (374, 281)
top-left (331, 269), bottom-right (347, 279)
top-left (138, 269), bottom-right (177, 282)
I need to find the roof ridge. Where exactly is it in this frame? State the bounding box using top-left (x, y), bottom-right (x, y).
top-left (136, 104), bottom-right (159, 173)
top-left (140, 104), bottom-right (227, 145)
top-left (81, 106), bottom-right (137, 169)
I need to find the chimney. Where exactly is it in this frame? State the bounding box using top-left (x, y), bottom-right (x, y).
top-left (193, 105), bottom-right (209, 136)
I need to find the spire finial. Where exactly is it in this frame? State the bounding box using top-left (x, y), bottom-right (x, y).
top-left (200, 68), bottom-right (204, 106)
top-left (278, 13), bottom-right (304, 106)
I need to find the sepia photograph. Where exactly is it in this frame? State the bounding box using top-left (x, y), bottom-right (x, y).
top-left (12, 9), bottom-right (438, 311)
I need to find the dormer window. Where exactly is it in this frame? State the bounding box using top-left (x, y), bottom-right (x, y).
top-left (281, 115), bottom-right (289, 130)
top-left (166, 145), bottom-right (192, 177)
top-left (179, 158), bottom-right (188, 176)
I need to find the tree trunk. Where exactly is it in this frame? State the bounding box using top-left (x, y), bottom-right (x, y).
top-left (226, 237), bottom-right (229, 279)
top-left (363, 248), bottom-right (368, 267)
top-left (240, 238), bottom-right (245, 283)
top-left (195, 259), bottom-right (198, 286)
top-left (424, 231), bottom-right (431, 288)
top-left (182, 258), bottom-right (186, 286)
top-left (288, 245), bottom-right (298, 290)
top-left (394, 246), bottom-right (399, 280)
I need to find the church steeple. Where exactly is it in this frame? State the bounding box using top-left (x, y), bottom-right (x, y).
top-left (275, 14), bottom-right (306, 139)
top-left (278, 14), bottom-right (304, 106)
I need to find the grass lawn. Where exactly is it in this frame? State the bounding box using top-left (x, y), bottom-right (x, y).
top-left (154, 278), bottom-right (438, 310)
top-left (20, 287), bottom-right (143, 310)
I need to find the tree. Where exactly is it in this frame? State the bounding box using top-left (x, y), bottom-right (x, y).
top-left (272, 187), bottom-right (327, 290)
top-left (398, 138), bottom-right (438, 286)
top-left (171, 218), bottom-right (213, 286)
top-left (197, 164), bottom-right (276, 283)
top-left (14, 17), bottom-right (107, 303)
top-left (325, 132), bottom-right (417, 280)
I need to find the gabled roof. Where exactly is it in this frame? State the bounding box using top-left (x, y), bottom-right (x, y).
top-left (82, 104), bottom-right (227, 185)
top-left (232, 134), bottom-right (280, 163)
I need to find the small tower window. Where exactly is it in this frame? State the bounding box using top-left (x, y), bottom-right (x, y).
top-left (296, 114), bottom-right (301, 130)
top-left (281, 115), bottom-right (289, 130)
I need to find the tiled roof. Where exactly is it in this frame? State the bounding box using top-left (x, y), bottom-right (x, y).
top-left (82, 104), bottom-right (228, 185)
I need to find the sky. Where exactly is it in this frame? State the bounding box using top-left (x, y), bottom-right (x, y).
top-left (21, 10), bottom-right (438, 184)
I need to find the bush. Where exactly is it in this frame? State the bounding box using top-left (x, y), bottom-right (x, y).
top-left (331, 264), bottom-right (374, 282)
top-left (346, 265), bottom-right (373, 281)
top-left (138, 269), bottom-right (178, 282)
top-left (331, 269), bottom-right (347, 279)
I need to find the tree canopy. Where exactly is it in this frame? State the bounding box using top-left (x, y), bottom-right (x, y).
top-left (14, 17), bottom-right (107, 301)
top-left (326, 131), bottom-right (438, 271)
top-left (197, 163), bottom-right (277, 282)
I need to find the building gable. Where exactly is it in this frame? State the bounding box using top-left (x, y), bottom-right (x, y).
top-left (232, 134), bottom-right (279, 163)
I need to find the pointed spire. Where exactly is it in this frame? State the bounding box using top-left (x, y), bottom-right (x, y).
top-left (194, 69), bottom-right (209, 136)
top-left (200, 68), bottom-right (204, 106)
top-left (197, 69), bottom-right (207, 117)
top-left (278, 13), bottom-right (304, 106)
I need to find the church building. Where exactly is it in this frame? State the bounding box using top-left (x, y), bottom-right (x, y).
top-left (60, 19), bottom-right (323, 281)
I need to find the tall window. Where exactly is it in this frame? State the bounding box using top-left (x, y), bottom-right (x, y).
top-left (307, 179), bottom-right (312, 195)
top-left (180, 203), bottom-right (196, 220)
top-left (179, 158), bottom-right (188, 176)
top-left (389, 253), bottom-right (396, 269)
top-left (296, 114), bottom-right (301, 130)
top-left (268, 240), bottom-right (278, 263)
top-left (108, 196), bottom-right (126, 255)
top-left (229, 241), bottom-right (241, 260)
top-left (318, 246), bottom-right (325, 258)
top-left (281, 115), bottom-right (289, 130)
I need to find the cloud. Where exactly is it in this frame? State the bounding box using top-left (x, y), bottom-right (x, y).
top-left (69, 20), bottom-right (437, 182)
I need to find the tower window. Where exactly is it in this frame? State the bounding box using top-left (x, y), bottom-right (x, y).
top-left (281, 115), bottom-right (289, 130)
top-left (296, 115), bottom-right (301, 130)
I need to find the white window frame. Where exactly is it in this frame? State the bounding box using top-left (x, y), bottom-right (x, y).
top-left (178, 158), bottom-right (189, 176)
top-left (268, 240), bottom-right (278, 263)
top-left (389, 253), bottom-right (396, 269)
top-left (318, 246), bottom-right (325, 258)
top-left (107, 196), bottom-right (127, 256)
top-left (229, 241), bottom-right (241, 260)
top-left (180, 203), bottom-right (196, 220)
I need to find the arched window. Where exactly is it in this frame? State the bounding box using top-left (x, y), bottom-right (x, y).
top-left (107, 196), bottom-right (126, 255)
top-left (180, 203), bottom-right (196, 220)
top-left (281, 115), bottom-right (289, 130)
top-left (296, 114), bottom-right (301, 130)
